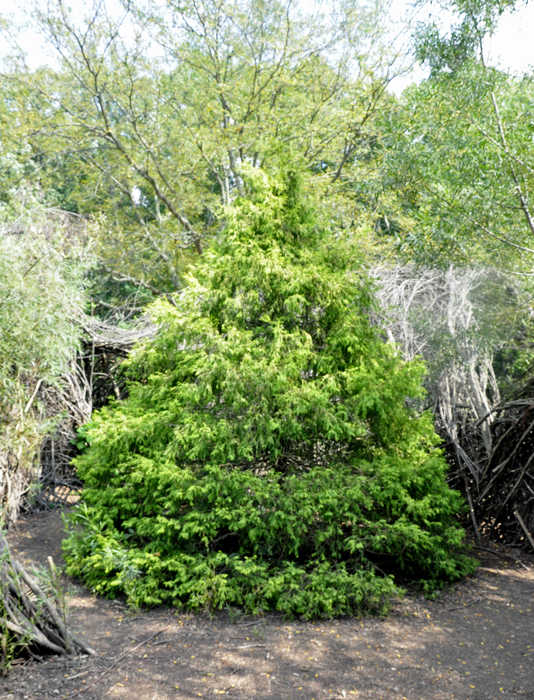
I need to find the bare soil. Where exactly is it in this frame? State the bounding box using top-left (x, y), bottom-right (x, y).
top-left (2, 508), bottom-right (534, 700)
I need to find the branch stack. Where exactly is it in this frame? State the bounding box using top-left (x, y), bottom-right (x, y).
top-left (373, 264), bottom-right (534, 550)
top-left (0, 533), bottom-right (94, 671)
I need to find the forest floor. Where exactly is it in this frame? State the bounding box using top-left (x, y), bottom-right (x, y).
top-left (1, 508), bottom-right (534, 700)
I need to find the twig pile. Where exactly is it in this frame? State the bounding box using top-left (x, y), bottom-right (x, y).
top-left (25, 315), bottom-right (156, 515)
top-left (461, 377), bottom-right (534, 547)
top-left (82, 315), bottom-right (156, 357)
top-left (0, 533), bottom-right (94, 671)
top-left (34, 361), bottom-right (92, 512)
top-left (80, 315), bottom-right (156, 410)
top-left (373, 264), bottom-right (534, 551)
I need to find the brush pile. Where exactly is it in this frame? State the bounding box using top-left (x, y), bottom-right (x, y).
top-left (0, 533), bottom-right (94, 672)
top-left (460, 375), bottom-right (534, 547)
top-left (373, 264), bottom-right (534, 550)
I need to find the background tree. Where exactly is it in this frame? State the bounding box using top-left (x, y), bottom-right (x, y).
top-left (379, 65), bottom-right (534, 271)
top-left (1, 0), bottom-right (404, 295)
top-left (370, 0), bottom-right (534, 272)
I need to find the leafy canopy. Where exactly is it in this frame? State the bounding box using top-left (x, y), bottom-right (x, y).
top-left (378, 64), bottom-right (534, 271)
top-left (64, 167), bottom-right (474, 617)
top-left (1, 0), bottom-right (399, 294)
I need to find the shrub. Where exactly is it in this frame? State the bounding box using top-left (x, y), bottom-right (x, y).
top-left (0, 203), bottom-right (91, 524)
top-left (64, 167), bottom-right (474, 617)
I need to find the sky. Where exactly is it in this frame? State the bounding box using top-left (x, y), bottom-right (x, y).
top-left (387, 0), bottom-right (534, 92)
top-left (2, 0), bottom-right (534, 90)
top-left (484, 1), bottom-right (534, 71)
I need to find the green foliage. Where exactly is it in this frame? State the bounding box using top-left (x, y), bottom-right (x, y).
top-left (379, 64), bottom-right (534, 271)
top-left (0, 213), bottom-right (88, 393)
top-left (64, 168), bottom-right (474, 618)
top-left (1, 0), bottom-right (400, 294)
top-left (413, 0), bottom-right (518, 75)
top-left (0, 200), bottom-right (92, 523)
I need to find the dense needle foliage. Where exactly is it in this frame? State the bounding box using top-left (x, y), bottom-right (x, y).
top-left (64, 169), bottom-right (474, 617)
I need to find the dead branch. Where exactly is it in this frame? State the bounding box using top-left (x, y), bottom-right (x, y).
top-left (514, 510), bottom-right (534, 551)
top-left (371, 264), bottom-right (534, 551)
top-left (0, 533), bottom-right (94, 671)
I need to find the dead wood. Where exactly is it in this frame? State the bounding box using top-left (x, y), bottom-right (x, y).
top-left (0, 532), bottom-right (94, 672)
top-left (372, 264), bottom-right (534, 551)
top-left (81, 315), bottom-right (156, 357)
top-left (12, 314), bottom-right (157, 519)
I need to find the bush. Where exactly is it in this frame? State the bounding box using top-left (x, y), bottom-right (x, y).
top-left (64, 167), bottom-right (474, 617)
top-left (0, 203), bottom-right (91, 524)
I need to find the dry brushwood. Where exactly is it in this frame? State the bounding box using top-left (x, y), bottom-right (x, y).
top-left (464, 375), bottom-right (534, 549)
top-left (82, 315), bottom-right (157, 357)
top-left (0, 532), bottom-right (94, 670)
top-left (372, 265), bottom-right (534, 550)
top-left (33, 360), bottom-right (92, 513)
top-left (372, 265), bottom-right (501, 470)
top-left (26, 316), bottom-right (156, 515)
top-left (80, 314), bottom-right (157, 410)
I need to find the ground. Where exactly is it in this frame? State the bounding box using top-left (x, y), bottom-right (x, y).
top-left (1, 509), bottom-right (534, 700)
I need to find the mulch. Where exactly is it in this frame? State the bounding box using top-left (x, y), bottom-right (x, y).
top-left (1, 509), bottom-right (534, 700)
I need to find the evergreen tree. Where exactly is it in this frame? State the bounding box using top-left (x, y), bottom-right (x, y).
top-left (64, 167), bottom-right (474, 617)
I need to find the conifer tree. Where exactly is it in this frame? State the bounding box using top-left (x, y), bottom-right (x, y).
top-left (64, 167), bottom-right (474, 617)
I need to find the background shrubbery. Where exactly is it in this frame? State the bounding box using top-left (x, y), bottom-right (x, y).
top-left (0, 201), bottom-right (91, 523)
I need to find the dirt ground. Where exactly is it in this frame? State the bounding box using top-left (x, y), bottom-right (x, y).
top-left (1, 509), bottom-right (534, 700)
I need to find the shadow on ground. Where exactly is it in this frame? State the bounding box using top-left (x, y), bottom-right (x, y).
top-left (1, 509), bottom-right (533, 700)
